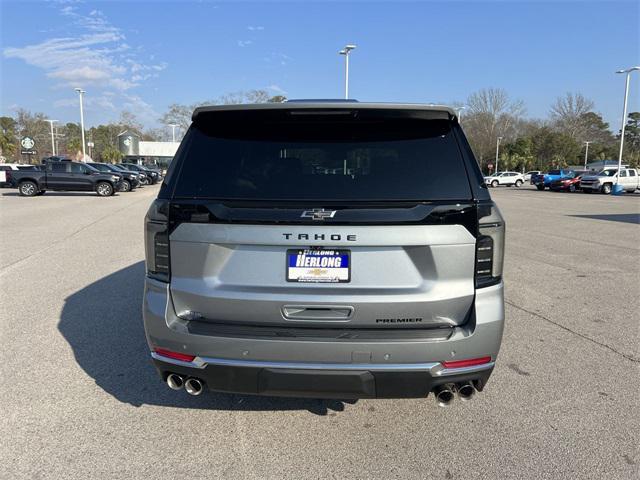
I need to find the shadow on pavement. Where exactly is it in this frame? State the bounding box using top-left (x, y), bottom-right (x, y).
top-left (569, 213), bottom-right (640, 225)
top-left (58, 261), bottom-right (356, 415)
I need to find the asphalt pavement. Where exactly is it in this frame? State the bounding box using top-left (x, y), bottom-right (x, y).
top-left (0, 185), bottom-right (638, 480)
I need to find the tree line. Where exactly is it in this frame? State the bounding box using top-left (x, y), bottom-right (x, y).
top-left (459, 89), bottom-right (639, 172)
top-left (1, 87), bottom-right (638, 171)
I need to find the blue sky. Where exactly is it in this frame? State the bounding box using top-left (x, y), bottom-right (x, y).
top-left (1, 0), bottom-right (638, 132)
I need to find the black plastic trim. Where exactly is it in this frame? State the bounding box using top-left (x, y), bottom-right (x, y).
top-left (186, 320), bottom-right (454, 341)
top-left (153, 360), bottom-right (494, 399)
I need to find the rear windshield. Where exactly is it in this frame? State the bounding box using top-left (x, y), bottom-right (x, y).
top-left (171, 110), bottom-right (472, 201)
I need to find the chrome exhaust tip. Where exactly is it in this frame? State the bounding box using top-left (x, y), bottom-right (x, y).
top-left (457, 382), bottom-right (476, 401)
top-left (166, 373), bottom-right (184, 391)
top-left (433, 384), bottom-right (455, 407)
top-left (184, 378), bottom-right (204, 396)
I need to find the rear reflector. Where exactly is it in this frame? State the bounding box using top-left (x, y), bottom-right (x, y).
top-left (154, 348), bottom-right (196, 363)
top-left (442, 356), bottom-right (492, 369)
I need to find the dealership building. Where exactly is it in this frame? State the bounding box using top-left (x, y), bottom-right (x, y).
top-left (118, 131), bottom-right (179, 168)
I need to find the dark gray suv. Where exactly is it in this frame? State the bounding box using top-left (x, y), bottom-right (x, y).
top-left (143, 102), bottom-right (505, 405)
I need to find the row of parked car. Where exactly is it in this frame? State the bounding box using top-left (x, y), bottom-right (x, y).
top-left (484, 167), bottom-right (640, 194)
top-left (0, 157), bottom-right (163, 196)
top-left (531, 166), bottom-right (639, 194)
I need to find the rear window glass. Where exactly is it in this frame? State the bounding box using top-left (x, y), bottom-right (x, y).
top-left (548, 170), bottom-right (561, 175)
top-left (172, 111), bottom-right (472, 201)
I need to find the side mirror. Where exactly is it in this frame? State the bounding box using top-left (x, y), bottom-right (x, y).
top-left (85, 170), bottom-right (92, 175)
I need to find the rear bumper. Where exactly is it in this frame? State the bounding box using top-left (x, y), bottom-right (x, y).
top-left (151, 355), bottom-right (494, 398)
top-left (143, 279), bottom-right (505, 398)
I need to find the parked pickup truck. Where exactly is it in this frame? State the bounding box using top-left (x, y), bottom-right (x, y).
top-left (0, 164), bottom-right (40, 187)
top-left (10, 161), bottom-right (123, 197)
top-left (580, 167), bottom-right (640, 194)
top-left (532, 169), bottom-right (574, 190)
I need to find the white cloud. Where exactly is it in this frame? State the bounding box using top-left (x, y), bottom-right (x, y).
top-left (121, 94), bottom-right (159, 124)
top-left (247, 26), bottom-right (264, 31)
top-left (3, 3), bottom-right (167, 127)
top-left (54, 94), bottom-right (116, 111)
top-left (237, 40), bottom-right (253, 48)
top-left (266, 84), bottom-right (287, 95)
top-left (3, 32), bottom-right (136, 90)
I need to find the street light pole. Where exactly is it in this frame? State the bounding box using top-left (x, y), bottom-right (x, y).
top-left (338, 44), bottom-right (356, 99)
top-left (74, 88), bottom-right (87, 161)
top-left (168, 124), bottom-right (178, 143)
top-left (615, 67), bottom-right (640, 184)
top-left (495, 136), bottom-right (503, 174)
top-left (45, 119), bottom-right (58, 156)
top-left (583, 141), bottom-right (591, 170)
top-left (456, 106), bottom-right (466, 123)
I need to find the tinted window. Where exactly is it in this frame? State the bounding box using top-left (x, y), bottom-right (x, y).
top-left (50, 163), bottom-right (67, 173)
top-left (548, 170), bottom-right (561, 175)
top-left (629, 170), bottom-right (636, 177)
top-left (70, 163), bottom-right (86, 173)
top-left (0, 166), bottom-right (10, 171)
top-left (173, 115), bottom-right (472, 201)
top-left (16, 165), bottom-right (36, 170)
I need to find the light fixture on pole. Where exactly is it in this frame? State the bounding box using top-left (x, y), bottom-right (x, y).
top-left (338, 44), bottom-right (357, 99)
top-left (583, 141), bottom-right (592, 169)
top-left (74, 88), bottom-right (87, 161)
top-left (167, 123), bottom-right (179, 143)
top-left (614, 66), bottom-right (640, 185)
top-left (495, 136), bottom-right (503, 174)
top-left (45, 119), bottom-right (58, 156)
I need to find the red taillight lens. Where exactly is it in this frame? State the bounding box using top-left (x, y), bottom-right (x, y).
top-left (442, 356), bottom-right (492, 369)
top-left (154, 348), bottom-right (196, 362)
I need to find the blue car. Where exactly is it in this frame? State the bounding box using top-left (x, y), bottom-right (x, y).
top-left (532, 169), bottom-right (574, 190)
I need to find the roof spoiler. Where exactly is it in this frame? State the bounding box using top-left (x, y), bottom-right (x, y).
top-left (192, 102), bottom-right (457, 122)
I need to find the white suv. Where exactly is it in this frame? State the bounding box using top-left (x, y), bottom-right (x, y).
top-left (484, 171), bottom-right (524, 188)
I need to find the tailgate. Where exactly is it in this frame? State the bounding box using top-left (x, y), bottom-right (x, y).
top-left (169, 223), bottom-right (476, 329)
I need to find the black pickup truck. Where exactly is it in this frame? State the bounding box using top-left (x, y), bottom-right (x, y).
top-left (10, 161), bottom-right (123, 197)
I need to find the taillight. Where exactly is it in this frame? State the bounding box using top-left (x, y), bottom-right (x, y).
top-left (145, 199), bottom-right (170, 282)
top-left (476, 202), bottom-right (505, 288)
top-left (154, 348), bottom-right (195, 362)
top-left (442, 356), bottom-right (492, 369)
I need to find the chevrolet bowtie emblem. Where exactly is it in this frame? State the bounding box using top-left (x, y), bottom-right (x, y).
top-left (301, 209), bottom-right (337, 221)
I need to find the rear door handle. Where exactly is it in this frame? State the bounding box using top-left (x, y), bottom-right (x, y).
top-left (281, 305), bottom-right (354, 321)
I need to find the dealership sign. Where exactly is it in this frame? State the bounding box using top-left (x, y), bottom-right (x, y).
top-left (20, 136), bottom-right (36, 155)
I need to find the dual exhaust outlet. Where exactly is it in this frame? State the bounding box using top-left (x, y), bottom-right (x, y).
top-left (433, 382), bottom-right (476, 407)
top-left (166, 373), bottom-right (204, 396)
top-left (167, 373), bottom-right (474, 404)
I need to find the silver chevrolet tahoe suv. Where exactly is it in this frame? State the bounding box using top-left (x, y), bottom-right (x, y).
top-left (143, 101), bottom-right (505, 406)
